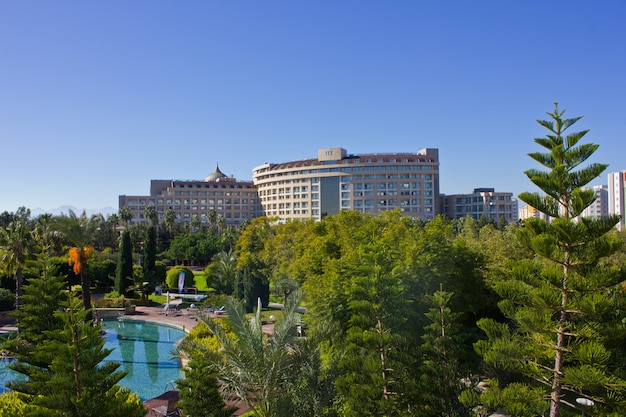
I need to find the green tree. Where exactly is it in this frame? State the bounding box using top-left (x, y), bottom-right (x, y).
top-left (115, 228), bottom-right (133, 296)
top-left (190, 214), bottom-right (202, 233)
top-left (92, 213), bottom-right (120, 251)
top-left (201, 294), bottom-right (303, 417)
top-left (167, 231), bottom-right (222, 266)
top-left (0, 207), bottom-right (33, 310)
top-left (217, 214), bottom-right (227, 235)
top-left (142, 225), bottom-right (157, 297)
top-left (475, 104), bottom-right (626, 416)
top-left (163, 208), bottom-right (177, 247)
top-left (26, 293), bottom-right (145, 416)
top-left (165, 265), bottom-right (195, 289)
top-left (236, 217), bottom-right (272, 310)
top-left (119, 206), bottom-right (133, 227)
top-left (417, 287), bottom-right (473, 417)
top-left (176, 353), bottom-right (236, 417)
top-left (52, 210), bottom-right (101, 321)
top-left (144, 205), bottom-right (158, 228)
top-left (297, 211), bottom-right (423, 415)
top-left (32, 212), bottom-right (64, 256)
top-left (4, 246), bottom-right (66, 369)
top-left (273, 277), bottom-right (299, 307)
top-left (206, 209), bottom-right (218, 232)
top-left (205, 249), bottom-right (238, 295)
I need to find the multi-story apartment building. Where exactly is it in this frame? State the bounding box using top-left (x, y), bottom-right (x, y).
top-left (519, 184), bottom-right (610, 224)
top-left (581, 184), bottom-right (609, 220)
top-left (118, 166), bottom-right (264, 226)
top-left (608, 170), bottom-right (626, 231)
top-left (442, 188), bottom-right (518, 223)
top-left (252, 147), bottom-right (440, 221)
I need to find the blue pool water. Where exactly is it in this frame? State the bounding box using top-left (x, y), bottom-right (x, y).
top-left (0, 320), bottom-right (186, 401)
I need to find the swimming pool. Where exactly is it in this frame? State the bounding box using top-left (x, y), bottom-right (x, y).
top-left (1, 320), bottom-right (186, 401)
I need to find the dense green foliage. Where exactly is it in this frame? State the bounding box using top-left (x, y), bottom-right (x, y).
top-left (115, 228), bottom-right (133, 295)
top-left (142, 225), bottom-right (158, 296)
top-left (177, 354), bottom-right (236, 417)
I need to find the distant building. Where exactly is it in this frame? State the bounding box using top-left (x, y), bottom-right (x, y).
top-left (442, 188), bottom-right (518, 223)
top-left (252, 147), bottom-right (440, 221)
top-left (608, 170), bottom-right (626, 231)
top-left (118, 165), bottom-right (264, 227)
top-left (519, 184), bottom-right (610, 224)
top-left (581, 184), bottom-right (609, 220)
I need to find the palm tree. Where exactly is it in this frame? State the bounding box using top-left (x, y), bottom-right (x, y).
top-left (53, 210), bottom-right (101, 321)
top-left (201, 293), bottom-right (303, 417)
top-left (0, 212), bottom-right (33, 310)
top-left (164, 209), bottom-right (177, 235)
top-left (190, 214), bottom-right (201, 233)
top-left (144, 205), bottom-right (158, 228)
top-left (119, 206), bottom-right (133, 227)
top-left (205, 250), bottom-right (238, 295)
top-left (217, 214), bottom-right (227, 235)
top-left (221, 226), bottom-right (238, 252)
top-left (206, 209), bottom-right (218, 232)
top-left (32, 213), bottom-right (64, 255)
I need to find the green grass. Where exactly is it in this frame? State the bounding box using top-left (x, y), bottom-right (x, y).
top-left (193, 271), bottom-right (209, 291)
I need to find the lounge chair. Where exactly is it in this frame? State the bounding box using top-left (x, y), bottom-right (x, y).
top-left (151, 397), bottom-right (181, 416)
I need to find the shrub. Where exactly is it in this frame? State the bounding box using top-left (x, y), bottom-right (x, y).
top-left (92, 297), bottom-right (133, 308)
top-left (0, 288), bottom-right (14, 311)
top-left (165, 266), bottom-right (195, 290)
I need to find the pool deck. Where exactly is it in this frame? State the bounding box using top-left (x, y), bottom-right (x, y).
top-left (0, 305), bottom-right (203, 336)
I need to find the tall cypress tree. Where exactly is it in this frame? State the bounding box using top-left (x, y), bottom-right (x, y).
top-left (142, 225), bottom-right (157, 297)
top-left (474, 104), bottom-right (626, 416)
top-left (115, 228), bottom-right (133, 296)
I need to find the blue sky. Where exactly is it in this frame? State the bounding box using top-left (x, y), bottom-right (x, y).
top-left (1, 1), bottom-right (625, 214)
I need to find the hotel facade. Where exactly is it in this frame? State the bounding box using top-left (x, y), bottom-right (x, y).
top-left (442, 188), bottom-right (518, 223)
top-left (252, 147), bottom-right (440, 221)
top-left (118, 166), bottom-right (263, 227)
top-left (119, 147), bottom-right (535, 227)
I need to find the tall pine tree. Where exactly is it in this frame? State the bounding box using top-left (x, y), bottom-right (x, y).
top-left (26, 293), bottom-right (145, 416)
top-left (474, 104), bottom-right (626, 416)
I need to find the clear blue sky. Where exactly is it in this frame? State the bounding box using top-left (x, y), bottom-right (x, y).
top-left (1, 1), bottom-right (625, 214)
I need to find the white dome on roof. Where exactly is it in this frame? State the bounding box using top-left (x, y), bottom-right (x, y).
top-left (203, 165), bottom-right (228, 182)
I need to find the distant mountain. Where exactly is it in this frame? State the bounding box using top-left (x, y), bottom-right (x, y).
top-left (30, 206), bottom-right (117, 218)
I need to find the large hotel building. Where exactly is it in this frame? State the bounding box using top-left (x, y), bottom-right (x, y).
top-left (442, 188), bottom-right (518, 223)
top-left (118, 147), bottom-right (516, 226)
top-left (118, 166), bottom-right (263, 227)
top-left (252, 147), bottom-right (440, 221)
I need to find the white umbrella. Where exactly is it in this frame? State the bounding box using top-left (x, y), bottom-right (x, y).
top-left (165, 291), bottom-right (170, 313)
